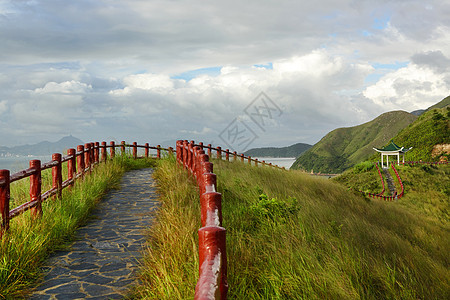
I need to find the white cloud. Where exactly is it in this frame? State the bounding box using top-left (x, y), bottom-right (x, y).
top-left (363, 64), bottom-right (449, 111)
top-left (0, 100), bottom-right (7, 115)
top-left (0, 0), bottom-right (449, 147)
top-left (34, 80), bottom-right (92, 94)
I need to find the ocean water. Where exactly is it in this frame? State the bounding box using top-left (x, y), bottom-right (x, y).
top-left (0, 156), bottom-right (52, 173)
top-left (252, 157), bottom-right (297, 169)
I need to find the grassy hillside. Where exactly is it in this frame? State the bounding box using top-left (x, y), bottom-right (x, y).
top-left (391, 106), bottom-right (450, 162)
top-left (334, 162), bottom-right (449, 224)
top-left (138, 158), bottom-right (449, 299)
top-left (291, 111), bottom-right (417, 173)
top-left (244, 143), bottom-right (312, 158)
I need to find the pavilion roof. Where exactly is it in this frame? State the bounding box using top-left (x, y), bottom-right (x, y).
top-left (373, 141), bottom-right (412, 153)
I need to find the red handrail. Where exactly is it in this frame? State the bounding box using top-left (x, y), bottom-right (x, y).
top-left (0, 141), bottom-right (172, 236)
top-left (176, 140), bottom-right (228, 300)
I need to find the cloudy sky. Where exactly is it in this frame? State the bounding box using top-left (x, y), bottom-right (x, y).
top-left (0, 0), bottom-right (449, 151)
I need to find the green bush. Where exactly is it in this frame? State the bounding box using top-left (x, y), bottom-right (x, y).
top-left (249, 194), bottom-right (298, 224)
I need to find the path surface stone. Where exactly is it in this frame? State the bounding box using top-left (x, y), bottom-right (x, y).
top-left (382, 167), bottom-right (397, 196)
top-left (29, 168), bottom-right (158, 299)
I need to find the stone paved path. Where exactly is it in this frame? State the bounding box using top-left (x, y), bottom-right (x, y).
top-left (29, 168), bottom-right (158, 300)
top-left (382, 167), bottom-right (397, 196)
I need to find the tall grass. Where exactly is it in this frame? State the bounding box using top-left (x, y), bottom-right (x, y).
top-left (135, 156), bottom-right (200, 299)
top-left (0, 156), bottom-right (155, 299)
top-left (139, 158), bottom-right (449, 299)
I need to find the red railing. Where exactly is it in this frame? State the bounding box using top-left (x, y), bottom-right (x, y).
top-left (401, 161), bottom-right (448, 166)
top-left (0, 141), bottom-right (172, 236)
top-left (195, 143), bottom-right (286, 170)
top-left (356, 162), bottom-right (404, 201)
top-left (175, 140), bottom-right (287, 300)
top-left (176, 140), bottom-right (228, 299)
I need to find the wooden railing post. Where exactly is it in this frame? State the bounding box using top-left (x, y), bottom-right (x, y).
top-left (77, 145), bottom-right (85, 177)
top-left (217, 146), bottom-right (221, 160)
top-left (199, 142), bottom-right (204, 150)
top-left (195, 226), bottom-right (228, 299)
top-left (121, 141), bottom-right (126, 155)
top-left (176, 141), bottom-right (182, 163)
top-left (0, 169), bottom-right (10, 235)
top-left (207, 144), bottom-right (212, 158)
top-left (188, 142), bottom-right (194, 170)
top-left (110, 141), bottom-right (115, 159)
top-left (255, 158), bottom-right (259, 167)
top-left (52, 153), bottom-right (62, 199)
top-left (233, 151), bottom-right (237, 161)
top-left (183, 141), bottom-right (189, 168)
top-left (169, 147), bottom-right (174, 156)
top-left (240, 154), bottom-right (244, 162)
top-left (67, 148), bottom-right (76, 185)
top-left (90, 143), bottom-right (95, 166)
top-left (29, 160), bottom-right (42, 218)
top-left (248, 156), bottom-right (251, 165)
top-left (101, 142), bottom-right (107, 162)
top-left (225, 149), bottom-right (230, 161)
top-left (157, 145), bottom-right (161, 159)
top-left (145, 143), bottom-right (149, 158)
top-left (133, 142), bottom-right (137, 159)
top-left (84, 143), bottom-right (91, 172)
top-left (94, 142), bottom-right (100, 163)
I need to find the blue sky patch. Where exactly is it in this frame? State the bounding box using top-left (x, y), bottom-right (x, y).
top-left (372, 61), bottom-right (408, 70)
top-left (253, 63), bottom-right (273, 69)
top-left (171, 66), bottom-right (222, 81)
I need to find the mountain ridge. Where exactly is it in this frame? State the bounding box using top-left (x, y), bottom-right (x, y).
top-left (291, 111), bottom-right (417, 173)
top-left (0, 135), bottom-right (84, 156)
top-left (244, 142), bottom-right (312, 158)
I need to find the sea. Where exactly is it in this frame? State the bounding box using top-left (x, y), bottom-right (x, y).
top-left (0, 155), bottom-right (52, 173)
top-left (0, 156), bottom-right (298, 173)
top-left (252, 157), bottom-right (297, 169)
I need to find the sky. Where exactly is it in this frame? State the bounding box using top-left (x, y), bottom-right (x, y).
top-left (0, 0), bottom-right (449, 152)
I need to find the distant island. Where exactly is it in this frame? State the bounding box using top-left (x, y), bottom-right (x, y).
top-left (244, 142), bottom-right (312, 158)
top-left (0, 135), bottom-right (84, 157)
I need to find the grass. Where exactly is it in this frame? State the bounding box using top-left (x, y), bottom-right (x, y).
top-left (0, 155), bottom-right (155, 299)
top-left (335, 162), bottom-right (450, 224)
top-left (395, 163), bottom-right (450, 224)
top-left (139, 157), bottom-right (449, 299)
top-left (135, 155), bottom-right (200, 299)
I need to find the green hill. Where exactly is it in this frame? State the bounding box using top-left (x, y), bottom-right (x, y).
top-left (140, 157), bottom-right (449, 298)
top-left (244, 142), bottom-right (312, 158)
top-left (291, 111), bottom-right (417, 173)
top-left (389, 106), bottom-right (449, 162)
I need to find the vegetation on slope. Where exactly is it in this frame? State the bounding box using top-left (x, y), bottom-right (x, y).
top-left (139, 158), bottom-right (449, 299)
top-left (334, 163), bottom-right (449, 224)
top-left (390, 106), bottom-right (450, 162)
top-left (291, 111), bottom-right (417, 173)
top-left (244, 142), bottom-right (312, 158)
top-left (0, 156), bottom-right (155, 298)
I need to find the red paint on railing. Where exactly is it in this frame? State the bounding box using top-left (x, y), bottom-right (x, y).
top-left (176, 140), bottom-right (228, 299)
top-left (0, 141), bottom-right (171, 237)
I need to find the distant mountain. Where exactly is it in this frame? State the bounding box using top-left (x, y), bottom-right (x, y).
top-left (410, 109), bottom-right (426, 116)
top-left (0, 135), bottom-right (84, 156)
top-left (244, 143), bottom-right (312, 158)
top-left (291, 111), bottom-right (418, 173)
